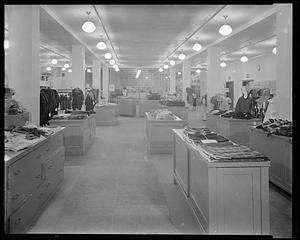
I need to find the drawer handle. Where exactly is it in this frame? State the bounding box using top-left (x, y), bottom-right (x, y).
top-left (46, 182), bottom-right (51, 188)
top-left (13, 170), bottom-right (21, 175)
top-left (12, 194), bottom-right (20, 200)
top-left (35, 174), bottom-right (41, 179)
top-left (36, 154), bottom-right (42, 159)
top-left (46, 148), bottom-right (50, 152)
top-left (48, 165), bottom-right (53, 170)
top-left (14, 218), bottom-right (22, 225)
top-left (37, 193), bottom-right (44, 199)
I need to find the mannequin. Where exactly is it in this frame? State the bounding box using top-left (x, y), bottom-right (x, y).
top-left (234, 87), bottom-right (254, 116)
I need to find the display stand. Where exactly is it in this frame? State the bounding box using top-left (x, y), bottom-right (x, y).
top-left (5, 112), bottom-right (30, 129)
top-left (117, 97), bottom-right (136, 117)
top-left (137, 99), bottom-right (160, 117)
top-left (205, 112), bottom-right (219, 132)
top-left (5, 129), bottom-right (65, 233)
top-left (172, 129), bottom-right (270, 234)
top-left (249, 127), bottom-right (292, 194)
top-left (49, 115), bottom-right (96, 155)
top-left (145, 112), bottom-right (185, 154)
top-left (95, 104), bottom-right (118, 126)
top-left (158, 104), bottom-right (188, 123)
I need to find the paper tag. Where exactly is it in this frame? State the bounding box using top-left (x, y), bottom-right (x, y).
top-left (201, 139), bottom-right (218, 144)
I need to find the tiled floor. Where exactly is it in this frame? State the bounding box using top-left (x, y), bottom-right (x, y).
top-left (28, 108), bottom-right (292, 237)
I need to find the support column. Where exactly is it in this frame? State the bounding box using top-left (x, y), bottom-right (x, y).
top-left (7, 5), bottom-right (40, 125)
top-left (102, 65), bottom-right (109, 101)
top-left (92, 60), bottom-right (101, 102)
top-left (206, 47), bottom-right (224, 110)
top-left (276, 4), bottom-right (292, 121)
top-left (72, 44), bottom-right (85, 109)
top-left (170, 67), bottom-right (176, 94)
top-left (182, 60), bottom-right (191, 104)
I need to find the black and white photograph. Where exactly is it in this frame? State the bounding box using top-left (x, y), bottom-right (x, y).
top-left (3, 3), bottom-right (295, 238)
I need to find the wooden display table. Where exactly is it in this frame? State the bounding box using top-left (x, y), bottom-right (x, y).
top-left (249, 127), bottom-right (292, 194)
top-left (117, 97), bottom-right (137, 117)
top-left (145, 112), bottom-right (185, 154)
top-left (49, 115), bottom-right (96, 155)
top-left (205, 112), bottom-right (219, 133)
top-left (95, 104), bottom-right (118, 126)
top-left (159, 104), bottom-right (188, 123)
top-left (5, 112), bottom-right (30, 129)
top-left (5, 129), bottom-right (65, 233)
top-left (172, 129), bottom-right (270, 234)
top-left (137, 99), bottom-right (160, 117)
top-left (216, 116), bottom-right (260, 147)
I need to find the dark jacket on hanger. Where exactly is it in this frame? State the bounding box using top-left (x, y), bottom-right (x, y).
top-left (72, 88), bottom-right (84, 110)
top-left (235, 95), bottom-right (254, 114)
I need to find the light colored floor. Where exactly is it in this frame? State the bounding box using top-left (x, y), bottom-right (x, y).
top-left (28, 107), bottom-right (292, 236)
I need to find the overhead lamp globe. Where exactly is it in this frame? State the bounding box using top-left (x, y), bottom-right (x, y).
top-left (87, 69), bottom-right (91, 73)
top-left (113, 64), bottom-right (118, 69)
top-left (163, 64), bottom-right (169, 69)
top-left (68, 69), bottom-right (72, 73)
top-left (220, 61), bottom-right (226, 67)
top-left (272, 47), bottom-right (277, 55)
top-left (240, 55), bottom-right (248, 63)
top-left (64, 63), bottom-right (70, 68)
top-left (178, 53), bottom-right (186, 60)
top-left (109, 59), bottom-right (116, 65)
top-left (62, 67), bottom-right (66, 71)
top-left (4, 40), bottom-right (9, 49)
top-left (193, 43), bottom-right (202, 51)
top-left (169, 60), bottom-right (175, 66)
top-left (46, 67), bottom-right (51, 71)
top-left (115, 68), bottom-right (120, 72)
top-left (219, 24), bottom-right (232, 36)
top-left (104, 53), bottom-right (112, 59)
top-left (97, 41), bottom-right (107, 50)
top-left (177, 71), bottom-right (182, 75)
top-left (158, 68), bottom-right (163, 72)
top-left (51, 59), bottom-right (58, 64)
top-left (82, 20), bottom-right (96, 33)
top-left (196, 69), bottom-right (201, 73)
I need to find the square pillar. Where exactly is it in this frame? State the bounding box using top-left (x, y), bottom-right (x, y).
top-left (93, 60), bottom-right (101, 102)
top-left (183, 60), bottom-right (191, 104)
top-left (102, 65), bottom-right (109, 101)
top-left (170, 67), bottom-right (176, 94)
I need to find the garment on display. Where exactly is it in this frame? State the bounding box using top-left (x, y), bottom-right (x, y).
top-left (72, 87), bottom-right (84, 110)
top-left (146, 92), bottom-right (161, 100)
top-left (159, 99), bottom-right (185, 106)
top-left (148, 109), bottom-right (178, 120)
top-left (85, 90), bottom-right (97, 111)
top-left (40, 88), bottom-right (60, 126)
top-left (256, 118), bottom-right (292, 137)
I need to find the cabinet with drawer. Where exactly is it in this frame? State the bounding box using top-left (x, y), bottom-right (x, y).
top-left (5, 129), bottom-right (65, 233)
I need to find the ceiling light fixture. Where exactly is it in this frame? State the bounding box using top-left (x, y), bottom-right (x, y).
top-left (169, 60), bottom-right (175, 66)
top-left (136, 69), bottom-right (141, 79)
top-left (109, 59), bottom-right (116, 65)
top-left (82, 11), bottom-right (96, 33)
top-left (4, 40), bottom-right (9, 49)
top-left (97, 41), bottom-right (107, 50)
top-left (87, 69), bottom-right (91, 73)
top-left (64, 63), bottom-right (70, 68)
top-left (272, 47), bottom-right (277, 54)
top-left (165, 76), bottom-right (168, 79)
top-left (62, 67), bottom-right (66, 71)
top-left (46, 67), bottom-right (51, 71)
top-left (163, 64), bottom-right (169, 69)
top-left (178, 51), bottom-right (186, 60)
top-left (240, 55), bottom-right (248, 63)
top-left (219, 15), bottom-right (232, 36)
top-left (220, 61), bottom-right (226, 67)
top-left (193, 42), bottom-right (202, 52)
top-left (51, 59), bottom-right (58, 64)
top-left (104, 52), bottom-right (112, 59)
top-left (145, 76), bottom-right (149, 79)
top-left (177, 71), bottom-right (182, 75)
top-left (158, 68), bottom-right (163, 72)
top-left (68, 69), bottom-right (72, 73)
top-left (196, 69), bottom-right (201, 73)
top-left (113, 64), bottom-right (118, 69)
top-left (115, 68), bottom-right (120, 72)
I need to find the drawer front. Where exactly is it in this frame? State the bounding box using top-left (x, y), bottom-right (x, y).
top-left (50, 133), bottom-right (64, 150)
top-left (43, 169), bottom-right (64, 203)
top-left (45, 147), bottom-right (65, 179)
top-left (8, 153), bottom-right (44, 215)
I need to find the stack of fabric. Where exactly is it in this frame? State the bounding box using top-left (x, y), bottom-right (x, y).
top-left (256, 118), bottom-right (292, 137)
top-left (183, 126), bottom-right (229, 144)
top-left (148, 109), bottom-right (177, 120)
top-left (159, 99), bottom-right (185, 106)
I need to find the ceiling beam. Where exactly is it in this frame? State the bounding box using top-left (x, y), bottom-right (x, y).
top-left (185, 4), bottom-right (280, 64)
top-left (39, 5), bottom-right (107, 67)
top-left (40, 44), bottom-right (72, 61)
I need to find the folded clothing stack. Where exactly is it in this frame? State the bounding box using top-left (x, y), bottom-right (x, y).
top-left (256, 118), bottom-right (292, 137)
top-left (159, 99), bottom-right (185, 106)
top-left (220, 110), bottom-right (235, 118)
top-left (210, 109), bottom-right (227, 115)
top-left (148, 109), bottom-right (177, 120)
top-left (183, 126), bottom-right (229, 143)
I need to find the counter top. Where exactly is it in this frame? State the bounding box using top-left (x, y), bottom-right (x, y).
top-left (250, 127), bottom-right (292, 143)
top-left (173, 129), bottom-right (270, 168)
top-left (145, 112), bottom-right (182, 121)
top-left (50, 114), bottom-right (96, 124)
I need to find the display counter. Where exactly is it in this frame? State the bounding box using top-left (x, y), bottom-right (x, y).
top-left (137, 99), bottom-right (160, 117)
top-left (5, 112), bottom-right (30, 129)
top-left (117, 97), bottom-right (137, 117)
top-left (158, 104), bottom-right (188, 123)
top-left (5, 129), bottom-right (65, 233)
top-left (145, 112), bottom-right (185, 154)
top-left (249, 127), bottom-right (292, 194)
top-left (95, 103), bottom-right (118, 126)
top-left (49, 115), bottom-right (96, 155)
top-left (172, 129), bottom-right (270, 234)
top-left (205, 112), bottom-right (219, 132)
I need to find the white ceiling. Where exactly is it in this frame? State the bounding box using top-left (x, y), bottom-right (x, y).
top-left (5, 4), bottom-right (281, 74)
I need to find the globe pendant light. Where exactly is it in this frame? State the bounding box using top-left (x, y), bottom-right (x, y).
top-left (51, 59), bottom-right (58, 64)
top-left (46, 67), bottom-right (51, 71)
top-left (272, 47), bottom-right (277, 54)
top-left (104, 52), bottom-right (112, 59)
top-left (219, 16), bottom-right (232, 36)
top-left (163, 64), bottom-right (169, 69)
top-left (4, 40), bottom-right (9, 49)
top-left (240, 55), bottom-right (248, 63)
top-left (178, 51), bottom-right (186, 60)
top-left (158, 68), bottom-right (163, 72)
top-left (220, 61), bottom-right (226, 67)
top-left (169, 60), bottom-right (175, 66)
top-left (113, 64), bottom-right (118, 69)
top-left (64, 63), bottom-right (70, 68)
top-left (62, 67), bottom-right (66, 71)
top-left (193, 43), bottom-right (202, 52)
top-left (82, 12), bottom-right (96, 33)
top-left (196, 69), bottom-right (201, 73)
top-left (115, 68), bottom-right (120, 72)
top-left (68, 69), bottom-right (72, 73)
top-left (109, 59), bottom-right (116, 65)
top-left (97, 41), bottom-right (107, 50)
top-left (177, 71), bottom-right (182, 75)
top-left (87, 69), bottom-right (91, 73)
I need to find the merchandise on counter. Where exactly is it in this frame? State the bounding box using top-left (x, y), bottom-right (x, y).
top-left (256, 118), bottom-right (292, 137)
top-left (183, 126), bottom-right (229, 143)
top-left (72, 87), bottom-right (84, 110)
top-left (146, 93), bottom-right (160, 100)
top-left (220, 110), bottom-right (235, 118)
top-left (148, 109), bottom-right (178, 120)
top-left (159, 99), bottom-right (185, 106)
top-left (210, 109), bottom-right (227, 115)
